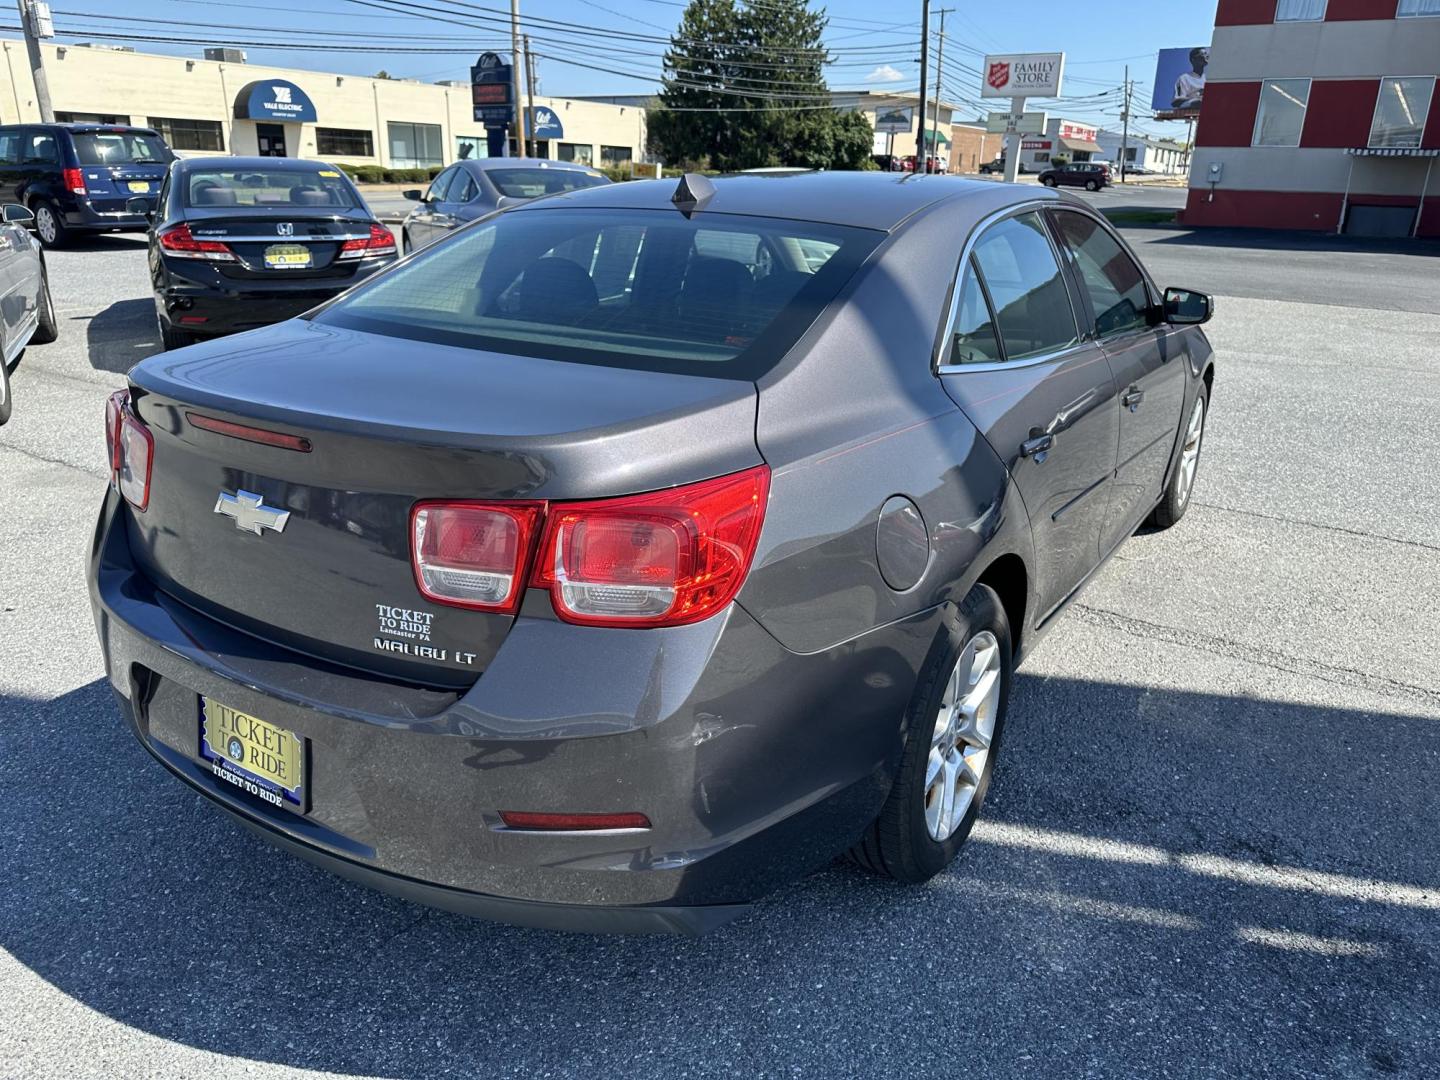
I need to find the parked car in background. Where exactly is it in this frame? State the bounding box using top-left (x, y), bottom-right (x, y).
top-left (0, 123), bottom-right (174, 248)
top-left (978, 158), bottom-right (1005, 175)
top-left (142, 156), bottom-right (398, 350)
top-left (1038, 161), bottom-right (1112, 191)
top-left (90, 172), bottom-right (1215, 933)
top-left (400, 157), bottom-right (609, 252)
top-left (0, 203), bottom-right (60, 425)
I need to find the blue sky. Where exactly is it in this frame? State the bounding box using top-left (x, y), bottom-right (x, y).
top-left (40, 0), bottom-right (1219, 137)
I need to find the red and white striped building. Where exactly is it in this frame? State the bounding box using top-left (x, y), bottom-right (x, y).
top-left (1182, 0), bottom-right (1440, 237)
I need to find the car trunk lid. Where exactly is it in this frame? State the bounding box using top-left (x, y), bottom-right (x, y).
top-left (123, 319), bottom-right (761, 686)
top-left (182, 209), bottom-right (381, 279)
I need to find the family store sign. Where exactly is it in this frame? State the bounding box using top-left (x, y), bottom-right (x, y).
top-left (980, 52), bottom-right (1065, 99)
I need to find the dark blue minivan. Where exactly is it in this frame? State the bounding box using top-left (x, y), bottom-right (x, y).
top-left (0, 124), bottom-right (174, 247)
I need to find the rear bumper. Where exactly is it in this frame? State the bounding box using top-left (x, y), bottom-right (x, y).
top-left (89, 489), bottom-right (939, 933)
top-left (62, 204), bottom-right (149, 231)
top-left (157, 256), bottom-right (392, 335)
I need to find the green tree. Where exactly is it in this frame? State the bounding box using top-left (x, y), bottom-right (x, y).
top-left (647, 0), bottom-right (874, 171)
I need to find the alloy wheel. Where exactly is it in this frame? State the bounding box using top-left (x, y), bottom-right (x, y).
top-left (924, 630), bottom-right (1002, 842)
top-left (35, 205), bottom-right (57, 245)
top-left (1176, 396), bottom-right (1206, 506)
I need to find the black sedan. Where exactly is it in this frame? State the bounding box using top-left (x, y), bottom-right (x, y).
top-left (141, 157), bottom-right (398, 349)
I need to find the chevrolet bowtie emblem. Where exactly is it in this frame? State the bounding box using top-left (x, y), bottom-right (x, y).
top-left (214, 489), bottom-right (290, 536)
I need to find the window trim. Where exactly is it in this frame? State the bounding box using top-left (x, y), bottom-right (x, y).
top-left (1250, 77), bottom-right (1312, 148)
top-left (933, 201), bottom-right (1090, 375)
top-left (1366, 75), bottom-right (1437, 149)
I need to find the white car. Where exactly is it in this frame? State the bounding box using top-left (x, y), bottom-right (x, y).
top-left (0, 203), bottom-right (60, 425)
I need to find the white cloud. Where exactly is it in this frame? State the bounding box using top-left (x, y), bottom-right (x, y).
top-left (864, 64), bottom-right (905, 84)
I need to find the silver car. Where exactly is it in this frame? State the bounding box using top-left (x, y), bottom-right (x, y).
top-left (399, 157), bottom-right (609, 253)
top-left (0, 203), bottom-right (60, 426)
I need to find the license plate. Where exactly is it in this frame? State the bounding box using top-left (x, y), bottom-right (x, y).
top-left (201, 698), bottom-right (304, 807)
top-left (127, 181), bottom-right (151, 193)
top-left (264, 243), bottom-right (312, 270)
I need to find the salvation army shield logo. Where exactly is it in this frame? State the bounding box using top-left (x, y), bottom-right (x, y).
top-left (987, 62), bottom-right (1011, 91)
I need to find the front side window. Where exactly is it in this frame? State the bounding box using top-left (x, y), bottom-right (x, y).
top-left (969, 213), bottom-right (1079, 362)
top-left (315, 208), bottom-right (881, 379)
top-left (1253, 79), bottom-right (1311, 146)
top-left (316, 127), bottom-right (374, 157)
top-left (1368, 76), bottom-right (1436, 149)
top-left (181, 167), bottom-right (358, 209)
top-left (145, 118), bottom-right (222, 154)
top-left (484, 167), bottom-right (607, 198)
top-left (1052, 211), bottom-right (1152, 338)
top-left (945, 258), bottom-right (1003, 366)
top-left (1275, 0), bottom-right (1326, 19)
top-left (425, 167), bottom-right (456, 203)
top-left (0, 132), bottom-right (19, 165)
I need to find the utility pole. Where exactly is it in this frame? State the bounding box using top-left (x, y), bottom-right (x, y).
top-left (1120, 65), bottom-right (1131, 184)
top-left (929, 8), bottom-right (952, 174)
top-left (523, 35), bottom-right (539, 159)
top-left (916, 0), bottom-right (928, 173)
top-left (509, 0), bottom-right (525, 157)
top-left (15, 0), bottom-right (56, 122)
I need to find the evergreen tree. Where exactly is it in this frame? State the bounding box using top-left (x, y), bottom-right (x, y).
top-left (647, 0), bottom-right (874, 171)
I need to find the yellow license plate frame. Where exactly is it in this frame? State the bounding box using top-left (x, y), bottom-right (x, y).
top-left (263, 243), bottom-right (312, 270)
top-left (201, 698), bottom-right (305, 804)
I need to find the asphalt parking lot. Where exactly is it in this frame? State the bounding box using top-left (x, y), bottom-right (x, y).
top-left (2, 224), bottom-right (1438, 1078)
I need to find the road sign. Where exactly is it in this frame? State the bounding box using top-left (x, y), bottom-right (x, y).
top-left (471, 51), bottom-right (514, 128)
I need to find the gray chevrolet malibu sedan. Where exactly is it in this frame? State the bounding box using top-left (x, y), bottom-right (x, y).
top-left (88, 172), bottom-right (1214, 934)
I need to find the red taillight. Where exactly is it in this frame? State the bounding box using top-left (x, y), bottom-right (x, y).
top-left (531, 465), bottom-right (770, 628)
top-left (498, 811), bottom-right (651, 832)
top-left (158, 223), bottom-right (236, 262)
top-left (411, 501), bottom-right (544, 613)
top-left (186, 412), bottom-right (312, 453)
top-left (63, 167), bottom-right (85, 195)
top-left (117, 417), bottom-right (154, 512)
top-left (338, 223), bottom-right (396, 260)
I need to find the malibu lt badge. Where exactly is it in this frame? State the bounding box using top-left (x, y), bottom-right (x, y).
top-left (214, 489), bottom-right (290, 536)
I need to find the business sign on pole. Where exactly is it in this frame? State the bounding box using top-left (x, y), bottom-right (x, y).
top-left (980, 52), bottom-right (1064, 99)
top-left (874, 105), bottom-right (914, 134)
top-left (1152, 46), bottom-right (1209, 119)
top-left (471, 51), bottom-right (514, 128)
top-left (985, 109), bottom-right (1047, 134)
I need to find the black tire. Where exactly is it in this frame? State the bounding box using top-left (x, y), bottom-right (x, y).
top-left (158, 311), bottom-right (194, 351)
top-left (1041, 176), bottom-right (1057, 187)
top-left (0, 356), bottom-right (11, 426)
top-left (31, 200), bottom-right (68, 249)
top-left (849, 583), bottom-right (1013, 883)
top-left (1084, 179), bottom-right (1099, 191)
top-left (1150, 382), bottom-right (1209, 529)
top-left (30, 269), bottom-right (59, 344)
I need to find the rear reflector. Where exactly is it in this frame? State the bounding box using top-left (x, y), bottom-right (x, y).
top-left (117, 412), bottom-right (154, 511)
top-left (411, 501), bottom-right (544, 614)
top-left (499, 811), bottom-right (651, 831)
top-left (186, 412), bottom-right (312, 452)
top-left (531, 465), bottom-right (770, 628)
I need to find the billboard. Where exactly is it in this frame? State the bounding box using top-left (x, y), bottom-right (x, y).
top-left (985, 109), bottom-right (1047, 134)
top-left (874, 105), bottom-right (914, 133)
top-left (1153, 46), bottom-right (1209, 118)
top-left (981, 52), bottom-right (1064, 99)
top-left (1057, 119), bottom-right (1097, 143)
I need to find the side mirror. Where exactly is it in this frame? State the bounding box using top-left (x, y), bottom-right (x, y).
top-left (1163, 286), bottom-right (1213, 325)
top-left (125, 195), bottom-right (156, 218)
top-left (2, 203), bottom-right (35, 225)
top-left (402, 188), bottom-right (424, 202)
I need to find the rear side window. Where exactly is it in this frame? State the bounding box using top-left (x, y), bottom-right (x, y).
top-left (316, 208), bottom-right (881, 380)
top-left (1051, 211), bottom-right (1152, 337)
top-left (485, 168), bottom-right (608, 198)
top-left (23, 131), bottom-right (60, 164)
top-left (970, 213), bottom-right (1079, 361)
top-left (181, 167), bottom-right (358, 209)
top-left (945, 258), bottom-right (1003, 366)
top-left (72, 130), bottom-right (172, 166)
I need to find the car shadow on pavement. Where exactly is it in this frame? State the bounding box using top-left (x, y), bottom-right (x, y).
top-left (1142, 226), bottom-right (1440, 257)
top-left (2, 674), bottom-right (1435, 1076)
top-left (81, 298), bottom-right (161, 374)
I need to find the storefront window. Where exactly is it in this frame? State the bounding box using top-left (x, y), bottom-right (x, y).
top-left (456, 135), bottom-right (488, 161)
top-left (558, 142), bottom-right (593, 165)
top-left (600, 145), bottom-right (632, 168)
top-left (1368, 77), bottom-right (1436, 148)
top-left (388, 122), bottom-right (443, 169)
top-left (1251, 79), bottom-right (1310, 147)
top-left (56, 111), bottom-right (131, 125)
top-left (148, 117), bottom-right (225, 153)
top-left (316, 128), bottom-right (374, 157)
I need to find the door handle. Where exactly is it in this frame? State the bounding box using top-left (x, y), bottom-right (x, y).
top-left (1020, 433), bottom-right (1054, 459)
top-left (1123, 386), bottom-right (1144, 410)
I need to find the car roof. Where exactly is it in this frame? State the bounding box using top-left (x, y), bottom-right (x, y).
top-left (0, 122), bottom-right (158, 134)
top-left (174, 156), bottom-right (348, 172)
top-left (461, 157), bottom-right (601, 173)
top-left (508, 171), bottom-right (1050, 232)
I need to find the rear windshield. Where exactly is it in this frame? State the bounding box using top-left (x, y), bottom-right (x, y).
top-left (314, 207), bottom-right (881, 379)
top-left (72, 130), bottom-right (172, 166)
top-left (485, 168), bottom-right (609, 199)
top-left (182, 167), bottom-right (358, 209)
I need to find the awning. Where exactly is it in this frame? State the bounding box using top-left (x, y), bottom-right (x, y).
top-left (1345, 147), bottom-right (1440, 157)
top-left (921, 129), bottom-right (951, 147)
top-left (233, 80), bottom-right (317, 124)
top-left (1059, 136), bottom-right (1103, 154)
